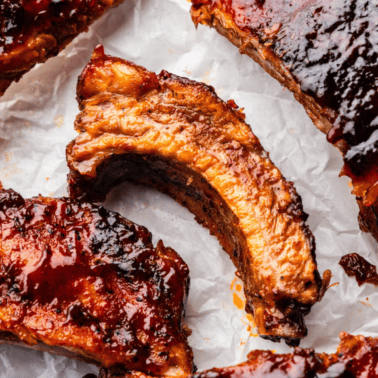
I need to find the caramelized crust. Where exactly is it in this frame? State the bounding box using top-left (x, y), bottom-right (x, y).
top-left (191, 333), bottom-right (378, 378)
top-left (67, 46), bottom-right (330, 345)
top-left (0, 188), bottom-right (193, 377)
top-left (339, 253), bottom-right (378, 287)
top-left (190, 0), bottom-right (378, 242)
top-left (0, 0), bottom-right (124, 96)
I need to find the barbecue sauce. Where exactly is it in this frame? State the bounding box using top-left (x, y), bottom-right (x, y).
top-left (192, 333), bottom-right (378, 378)
top-left (193, 0), bottom-right (378, 205)
top-left (339, 253), bottom-right (378, 286)
top-left (0, 0), bottom-right (106, 52)
top-left (0, 188), bottom-right (192, 375)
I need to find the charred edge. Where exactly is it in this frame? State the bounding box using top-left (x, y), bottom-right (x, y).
top-left (190, 3), bottom-right (378, 241)
top-left (261, 334), bottom-right (301, 348)
top-left (0, 1), bottom-right (127, 97)
top-left (157, 70), bottom-right (247, 123)
top-left (69, 153), bottom-right (247, 262)
top-left (0, 188), bottom-right (25, 210)
top-left (98, 366), bottom-right (159, 378)
top-left (68, 152), bottom-right (316, 343)
top-left (358, 199), bottom-right (378, 241)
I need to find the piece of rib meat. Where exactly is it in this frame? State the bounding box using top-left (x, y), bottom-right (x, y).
top-left (95, 333), bottom-right (378, 378)
top-left (0, 187), bottom-right (193, 377)
top-left (190, 0), bottom-right (378, 243)
top-left (0, 0), bottom-right (124, 96)
top-left (190, 332), bottom-right (378, 378)
top-left (67, 46), bottom-right (331, 346)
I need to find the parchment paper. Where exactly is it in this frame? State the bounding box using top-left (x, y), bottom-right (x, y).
top-left (0, 0), bottom-right (377, 377)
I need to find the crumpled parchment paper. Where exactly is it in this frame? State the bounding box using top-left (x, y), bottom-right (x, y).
top-left (0, 0), bottom-right (377, 377)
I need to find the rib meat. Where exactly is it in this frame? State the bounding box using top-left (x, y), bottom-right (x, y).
top-left (191, 333), bottom-right (378, 378)
top-left (190, 0), bottom-right (378, 242)
top-left (67, 46), bottom-right (330, 346)
top-left (96, 333), bottom-right (378, 378)
top-left (0, 187), bottom-right (193, 377)
top-left (0, 0), bottom-right (124, 96)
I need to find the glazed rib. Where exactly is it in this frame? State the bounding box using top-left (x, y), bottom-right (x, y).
top-left (67, 46), bottom-right (330, 346)
top-left (191, 333), bottom-right (378, 378)
top-left (190, 0), bottom-right (378, 242)
top-left (0, 0), bottom-right (124, 96)
top-left (0, 187), bottom-right (193, 377)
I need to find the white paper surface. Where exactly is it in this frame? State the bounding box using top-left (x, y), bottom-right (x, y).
top-left (0, 0), bottom-right (378, 377)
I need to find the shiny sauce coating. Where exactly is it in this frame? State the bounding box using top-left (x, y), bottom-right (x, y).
top-left (192, 333), bottom-right (378, 378)
top-left (0, 0), bottom-right (107, 52)
top-left (0, 189), bottom-right (192, 375)
top-left (339, 253), bottom-right (378, 286)
top-left (194, 0), bottom-right (378, 195)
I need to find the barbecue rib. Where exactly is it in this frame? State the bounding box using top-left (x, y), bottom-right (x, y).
top-left (67, 46), bottom-right (330, 346)
top-left (0, 0), bottom-right (124, 96)
top-left (190, 0), bottom-right (378, 242)
top-left (191, 333), bottom-right (378, 378)
top-left (0, 187), bottom-right (193, 377)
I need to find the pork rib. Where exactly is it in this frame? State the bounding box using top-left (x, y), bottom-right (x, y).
top-left (0, 0), bottom-right (124, 96)
top-left (0, 187), bottom-right (193, 377)
top-left (190, 0), bottom-right (378, 242)
top-left (191, 333), bottom-right (378, 378)
top-left (67, 46), bottom-right (330, 346)
top-left (97, 333), bottom-right (378, 378)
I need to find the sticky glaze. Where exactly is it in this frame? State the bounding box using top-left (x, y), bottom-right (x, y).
top-left (0, 0), bottom-right (124, 97)
top-left (195, 0), bottom-right (378, 178)
top-left (339, 253), bottom-right (378, 286)
top-left (192, 333), bottom-right (378, 378)
top-left (0, 0), bottom-right (106, 52)
top-left (0, 188), bottom-right (192, 376)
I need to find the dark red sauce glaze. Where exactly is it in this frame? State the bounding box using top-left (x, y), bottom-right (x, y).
top-left (194, 349), bottom-right (320, 378)
top-left (191, 333), bottom-right (378, 378)
top-left (339, 253), bottom-right (378, 286)
top-left (0, 0), bottom-right (108, 52)
top-left (192, 0), bottom-right (378, 187)
top-left (0, 188), bottom-right (192, 375)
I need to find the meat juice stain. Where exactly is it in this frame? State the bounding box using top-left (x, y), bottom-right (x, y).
top-left (339, 253), bottom-right (378, 286)
top-left (233, 292), bottom-right (244, 310)
top-left (230, 276), bottom-right (257, 337)
top-left (235, 284), bottom-right (242, 292)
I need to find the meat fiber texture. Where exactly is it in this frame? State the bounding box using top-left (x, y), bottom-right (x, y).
top-left (0, 0), bottom-right (377, 377)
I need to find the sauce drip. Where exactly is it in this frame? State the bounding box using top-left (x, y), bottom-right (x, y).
top-left (339, 253), bottom-right (378, 286)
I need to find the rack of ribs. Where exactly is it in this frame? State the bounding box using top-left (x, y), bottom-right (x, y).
top-left (0, 187), bottom-right (193, 377)
top-left (66, 46), bottom-right (331, 346)
top-left (190, 0), bottom-right (378, 243)
top-left (191, 333), bottom-right (378, 378)
top-left (0, 0), bottom-right (125, 96)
